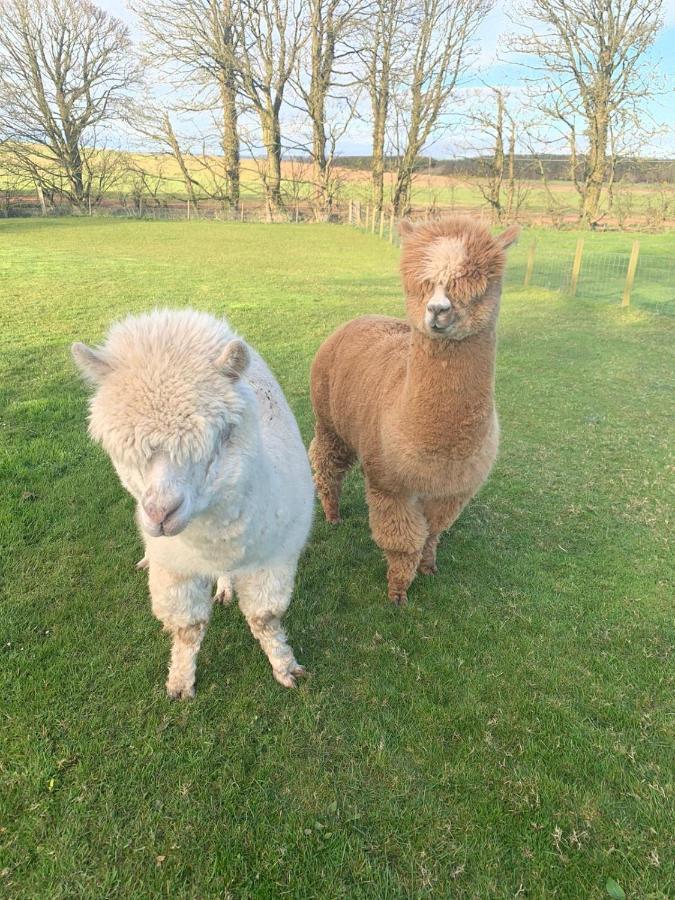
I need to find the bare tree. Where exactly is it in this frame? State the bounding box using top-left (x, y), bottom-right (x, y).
top-left (294, 0), bottom-right (363, 219)
top-left (359, 0), bottom-right (408, 216)
top-left (130, 0), bottom-right (241, 210)
top-left (131, 106), bottom-right (201, 208)
top-left (235, 0), bottom-right (306, 220)
top-left (468, 88), bottom-right (529, 222)
top-left (0, 0), bottom-right (137, 210)
top-left (508, 0), bottom-right (664, 226)
top-left (389, 0), bottom-right (492, 216)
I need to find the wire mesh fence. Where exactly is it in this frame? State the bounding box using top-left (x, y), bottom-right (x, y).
top-left (503, 241), bottom-right (675, 315)
top-left (345, 206), bottom-right (674, 317)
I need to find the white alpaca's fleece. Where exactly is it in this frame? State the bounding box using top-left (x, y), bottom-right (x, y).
top-left (72, 309), bottom-right (314, 698)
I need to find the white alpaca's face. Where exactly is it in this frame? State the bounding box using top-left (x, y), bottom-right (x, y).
top-left (72, 328), bottom-right (251, 539)
top-left (111, 431), bottom-right (238, 537)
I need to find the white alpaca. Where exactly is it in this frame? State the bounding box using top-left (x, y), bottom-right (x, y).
top-left (72, 309), bottom-right (314, 698)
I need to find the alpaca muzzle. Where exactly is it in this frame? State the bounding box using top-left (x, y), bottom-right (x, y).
top-left (425, 296), bottom-right (454, 334)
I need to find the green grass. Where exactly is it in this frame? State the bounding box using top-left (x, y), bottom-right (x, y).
top-left (1, 219), bottom-right (673, 898)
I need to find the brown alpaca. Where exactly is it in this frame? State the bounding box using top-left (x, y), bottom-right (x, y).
top-left (309, 216), bottom-right (520, 605)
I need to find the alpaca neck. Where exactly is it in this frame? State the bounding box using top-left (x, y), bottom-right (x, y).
top-left (399, 327), bottom-right (497, 455)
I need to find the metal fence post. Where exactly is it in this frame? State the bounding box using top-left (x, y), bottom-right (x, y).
top-left (622, 240), bottom-right (640, 307)
top-left (570, 238), bottom-right (585, 296)
top-left (524, 239), bottom-right (536, 287)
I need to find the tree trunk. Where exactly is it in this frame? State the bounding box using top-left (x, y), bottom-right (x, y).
top-left (35, 182), bottom-right (47, 215)
top-left (582, 112), bottom-right (608, 226)
top-left (371, 99), bottom-right (387, 215)
top-left (308, 9), bottom-right (331, 221)
top-left (68, 143), bottom-right (86, 210)
top-left (310, 87), bottom-right (331, 220)
top-left (391, 165), bottom-right (412, 216)
top-left (163, 114), bottom-right (199, 209)
top-left (505, 118), bottom-right (516, 217)
top-left (262, 113), bottom-right (284, 220)
top-left (490, 91), bottom-right (505, 222)
top-left (219, 79), bottom-right (240, 210)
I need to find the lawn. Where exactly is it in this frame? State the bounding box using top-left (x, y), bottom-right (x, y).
top-left (0, 219), bottom-right (672, 898)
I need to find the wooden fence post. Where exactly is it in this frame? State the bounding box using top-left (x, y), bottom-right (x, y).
top-left (622, 240), bottom-right (640, 308)
top-left (240, 202), bottom-right (244, 222)
top-left (371, 206), bottom-right (377, 234)
top-left (389, 211), bottom-right (395, 243)
top-left (379, 209), bottom-right (385, 238)
top-left (365, 204), bottom-right (369, 230)
top-left (524, 239), bottom-right (536, 286)
top-left (356, 200), bottom-right (361, 227)
top-left (187, 197), bottom-right (190, 220)
top-left (348, 198), bottom-right (353, 225)
top-left (569, 238), bottom-right (585, 296)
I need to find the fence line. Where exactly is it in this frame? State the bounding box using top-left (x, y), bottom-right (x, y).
top-left (345, 206), bottom-right (673, 312)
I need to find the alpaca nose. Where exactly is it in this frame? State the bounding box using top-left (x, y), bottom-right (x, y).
top-left (141, 494), bottom-right (183, 525)
top-left (427, 298), bottom-right (453, 327)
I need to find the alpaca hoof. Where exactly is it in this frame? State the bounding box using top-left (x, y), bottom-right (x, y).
top-left (418, 560), bottom-right (438, 575)
top-left (166, 681), bottom-right (195, 700)
top-left (389, 591), bottom-right (408, 607)
top-left (273, 663), bottom-right (306, 689)
top-left (326, 513), bottom-right (341, 525)
top-left (136, 556), bottom-right (149, 570)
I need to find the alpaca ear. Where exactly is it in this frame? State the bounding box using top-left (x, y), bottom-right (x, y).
top-left (71, 342), bottom-right (113, 383)
top-left (398, 219), bottom-right (414, 239)
top-left (216, 339), bottom-right (250, 380)
top-left (498, 224), bottom-right (521, 249)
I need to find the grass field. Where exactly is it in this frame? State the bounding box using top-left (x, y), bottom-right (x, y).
top-left (1, 219), bottom-right (673, 898)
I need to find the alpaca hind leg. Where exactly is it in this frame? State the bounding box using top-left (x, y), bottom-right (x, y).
top-left (235, 563), bottom-right (305, 688)
top-left (148, 563), bottom-right (212, 699)
top-left (366, 484), bottom-right (428, 606)
top-left (309, 423), bottom-right (355, 524)
top-left (419, 495), bottom-right (470, 575)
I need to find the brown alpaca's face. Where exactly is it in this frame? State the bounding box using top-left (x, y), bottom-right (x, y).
top-left (410, 276), bottom-right (502, 341)
top-left (407, 236), bottom-right (499, 340)
top-left (400, 220), bottom-right (520, 341)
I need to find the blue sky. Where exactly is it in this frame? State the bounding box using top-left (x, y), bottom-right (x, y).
top-left (100, 0), bottom-right (675, 158)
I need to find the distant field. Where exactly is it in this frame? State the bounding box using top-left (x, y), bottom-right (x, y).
top-left (1, 219), bottom-right (672, 897)
top-left (2, 152), bottom-right (674, 227)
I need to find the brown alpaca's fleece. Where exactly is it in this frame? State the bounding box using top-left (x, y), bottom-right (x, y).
top-left (309, 216), bottom-right (519, 604)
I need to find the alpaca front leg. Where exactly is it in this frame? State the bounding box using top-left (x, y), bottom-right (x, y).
top-left (148, 563), bottom-right (212, 699)
top-left (234, 564), bottom-right (305, 688)
top-left (419, 495), bottom-right (470, 576)
top-left (309, 423), bottom-right (355, 524)
top-left (165, 622), bottom-right (208, 699)
top-left (214, 574), bottom-right (234, 605)
top-left (366, 484), bottom-right (428, 606)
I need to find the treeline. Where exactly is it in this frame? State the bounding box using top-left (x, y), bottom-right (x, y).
top-left (0, 0), bottom-right (670, 226)
top-left (335, 156), bottom-right (675, 185)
